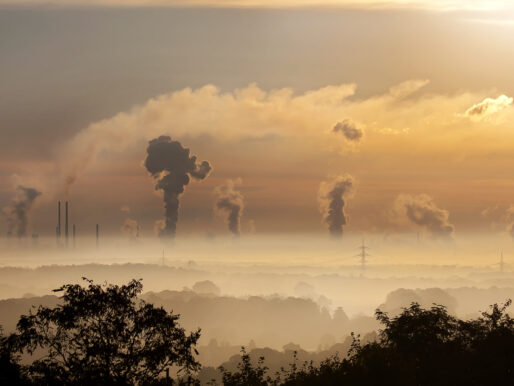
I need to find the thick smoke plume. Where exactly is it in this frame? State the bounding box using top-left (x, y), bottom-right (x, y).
top-left (4, 186), bottom-right (42, 238)
top-left (333, 119), bottom-right (363, 142)
top-left (394, 194), bottom-right (454, 239)
top-left (144, 136), bottom-right (211, 237)
top-left (318, 175), bottom-right (355, 238)
top-left (215, 180), bottom-right (244, 236)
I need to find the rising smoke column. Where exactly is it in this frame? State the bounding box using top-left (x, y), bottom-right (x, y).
top-left (393, 194), bottom-right (454, 239)
top-left (215, 180), bottom-right (244, 236)
top-left (4, 186), bottom-right (42, 238)
top-left (144, 136), bottom-right (211, 237)
top-left (318, 175), bottom-right (355, 238)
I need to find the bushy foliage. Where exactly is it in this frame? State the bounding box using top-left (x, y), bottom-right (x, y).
top-left (4, 278), bottom-right (200, 385)
top-left (216, 301), bottom-right (514, 386)
top-left (2, 280), bottom-right (513, 386)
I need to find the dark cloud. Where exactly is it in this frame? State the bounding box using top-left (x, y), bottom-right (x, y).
top-left (144, 136), bottom-right (211, 238)
top-left (318, 175), bottom-right (355, 238)
top-left (394, 194), bottom-right (454, 239)
top-left (332, 119), bottom-right (363, 142)
top-left (4, 186), bottom-right (42, 238)
top-left (215, 180), bottom-right (244, 236)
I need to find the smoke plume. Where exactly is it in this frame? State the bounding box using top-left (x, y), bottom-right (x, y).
top-left (318, 175), bottom-right (355, 238)
top-left (144, 136), bottom-right (211, 237)
top-left (393, 194), bottom-right (454, 239)
top-left (4, 186), bottom-right (42, 238)
top-left (332, 119), bottom-right (363, 142)
top-left (215, 180), bottom-right (244, 236)
top-left (121, 218), bottom-right (139, 239)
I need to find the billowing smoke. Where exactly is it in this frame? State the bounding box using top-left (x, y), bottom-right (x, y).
top-left (318, 175), bottom-right (355, 238)
top-left (215, 180), bottom-right (244, 236)
top-left (393, 194), bottom-right (454, 239)
top-left (4, 186), bottom-right (42, 238)
top-left (121, 218), bottom-right (139, 239)
top-left (144, 136), bottom-right (211, 237)
top-left (332, 119), bottom-right (363, 142)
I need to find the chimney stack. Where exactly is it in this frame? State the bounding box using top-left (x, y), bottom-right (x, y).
top-left (57, 201), bottom-right (61, 238)
top-left (96, 224), bottom-right (99, 248)
top-left (73, 224), bottom-right (76, 248)
top-left (65, 201), bottom-right (69, 246)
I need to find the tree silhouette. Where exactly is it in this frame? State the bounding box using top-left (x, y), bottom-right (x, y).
top-left (0, 326), bottom-right (27, 385)
top-left (14, 278), bottom-right (200, 385)
top-left (218, 301), bottom-right (514, 386)
top-left (218, 348), bottom-right (270, 386)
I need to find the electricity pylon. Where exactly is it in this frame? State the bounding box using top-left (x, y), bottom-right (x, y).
top-left (356, 240), bottom-right (370, 272)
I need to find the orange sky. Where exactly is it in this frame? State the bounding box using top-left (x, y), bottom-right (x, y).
top-left (1, 4), bottom-right (514, 238)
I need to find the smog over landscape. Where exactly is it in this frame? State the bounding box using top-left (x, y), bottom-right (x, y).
top-left (1, 1), bottom-right (514, 384)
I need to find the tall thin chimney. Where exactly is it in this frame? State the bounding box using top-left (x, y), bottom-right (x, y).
top-left (65, 201), bottom-right (69, 246)
top-left (57, 201), bottom-right (61, 238)
top-left (96, 224), bottom-right (99, 248)
top-left (72, 224), bottom-right (76, 248)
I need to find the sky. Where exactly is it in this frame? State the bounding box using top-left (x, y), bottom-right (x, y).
top-left (1, 2), bottom-right (514, 239)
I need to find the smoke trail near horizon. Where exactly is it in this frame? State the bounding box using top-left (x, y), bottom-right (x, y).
top-left (144, 136), bottom-right (211, 238)
top-left (215, 180), bottom-right (244, 236)
top-left (4, 186), bottom-right (42, 238)
top-left (504, 206), bottom-right (514, 240)
top-left (393, 194), bottom-right (454, 239)
top-left (318, 175), bottom-right (355, 238)
top-left (121, 218), bottom-right (139, 239)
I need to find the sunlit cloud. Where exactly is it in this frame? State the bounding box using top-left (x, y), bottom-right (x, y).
top-left (464, 94), bottom-right (513, 119)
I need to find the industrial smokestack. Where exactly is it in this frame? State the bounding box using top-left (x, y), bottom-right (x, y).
top-left (73, 224), bottom-right (76, 248)
top-left (57, 201), bottom-right (61, 238)
top-left (65, 201), bottom-right (69, 246)
top-left (96, 224), bottom-right (99, 248)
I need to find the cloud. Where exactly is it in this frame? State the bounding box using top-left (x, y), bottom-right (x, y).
top-left (332, 119), bottom-right (363, 142)
top-left (44, 78), bottom-right (514, 199)
top-left (57, 82), bottom-right (356, 194)
top-left (393, 194), bottom-right (454, 239)
top-left (318, 174), bottom-right (355, 238)
top-left (388, 79), bottom-right (429, 99)
top-left (464, 95), bottom-right (513, 119)
top-left (215, 179), bottom-right (244, 236)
